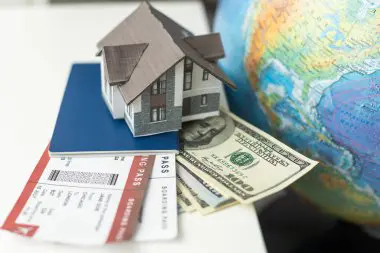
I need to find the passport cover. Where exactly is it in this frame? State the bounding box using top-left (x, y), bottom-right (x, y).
top-left (49, 63), bottom-right (179, 156)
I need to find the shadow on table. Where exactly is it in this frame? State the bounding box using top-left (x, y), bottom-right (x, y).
top-left (258, 191), bottom-right (380, 253)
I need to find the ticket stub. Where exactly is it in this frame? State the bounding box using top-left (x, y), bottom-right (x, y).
top-left (1, 147), bottom-right (177, 245)
top-left (133, 152), bottom-right (177, 241)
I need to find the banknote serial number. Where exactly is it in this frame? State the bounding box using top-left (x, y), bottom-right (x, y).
top-left (234, 121), bottom-right (311, 169)
top-left (179, 152), bottom-right (254, 198)
top-left (234, 133), bottom-right (290, 167)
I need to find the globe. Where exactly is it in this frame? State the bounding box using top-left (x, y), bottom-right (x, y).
top-left (214, 0), bottom-right (380, 227)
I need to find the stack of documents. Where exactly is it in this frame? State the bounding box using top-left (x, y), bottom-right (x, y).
top-left (0, 64), bottom-right (318, 245)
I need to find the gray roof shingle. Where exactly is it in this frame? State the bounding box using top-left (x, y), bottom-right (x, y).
top-left (183, 33), bottom-right (225, 61)
top-left (103, 43), bottom-right (148, 84)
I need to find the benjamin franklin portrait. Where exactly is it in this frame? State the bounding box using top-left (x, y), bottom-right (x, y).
top-left (180, 113), bottom-right (235, 150)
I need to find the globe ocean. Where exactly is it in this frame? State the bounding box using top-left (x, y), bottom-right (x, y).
top-left (214, 0), bottom-right (380, 226)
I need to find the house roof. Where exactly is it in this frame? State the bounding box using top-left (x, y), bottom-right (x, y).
top-left (183, 34), bottom-right (225, 61)
top-left (97, 1), bottom-right (236, 105)
top-left (102, 43), bottom-right (148, 84)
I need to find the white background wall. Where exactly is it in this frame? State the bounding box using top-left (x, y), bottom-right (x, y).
top-left (0, 0), bottom-right (47, 4)
top-left (0, 0), bottom-right (208, 5)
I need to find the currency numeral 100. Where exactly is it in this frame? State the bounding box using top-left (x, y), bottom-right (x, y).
top-left (225, 174), bottom-right (254, 192)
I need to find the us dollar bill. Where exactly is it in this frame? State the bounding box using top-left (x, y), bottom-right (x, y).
top-left (177, 175), bottom-right (228, 215)
top-left (177, 109), bottom-right (318, 204)
top-left (177, 185), bottom-right (196, 212)
top-left (177, 176), bottom-right (203, 209)
top-left (177, 162), bottom-right (236, 215)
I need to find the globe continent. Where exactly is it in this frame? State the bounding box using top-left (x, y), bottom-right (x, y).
top-left (214, 0), bottom-right (380, 225)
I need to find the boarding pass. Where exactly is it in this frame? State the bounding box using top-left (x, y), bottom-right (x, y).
top-left (0, 147), bottom-right (177, 245)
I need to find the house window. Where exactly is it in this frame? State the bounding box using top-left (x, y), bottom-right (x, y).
top-left (159, 74), bottom-right (166, 94)
top-left (184, 72), bottom-right (192, 90)
top-left (151, 106), bottom-right (166, 122)
top-left (201, 95), bottom-right (208, 106)
top-left (202, 70), bottom-right (209, 81)
top-left (151, 107), bottom-right (158, 122)
top-left (151, 82), bottom-right (158, 95)
top-left (183, 57), bottom-right (193, 91)
top-left (151, 74), bottom-right (166, 95)
top-left (159, 107), bottom-right (166, 121)
top-left (185, 57), bottom-right (193, 70)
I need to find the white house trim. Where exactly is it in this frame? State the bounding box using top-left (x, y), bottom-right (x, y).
top-left (101, 60), bottom-right (106, 95)
top-left (124, 104), bottom-right (135, 127)
top-left (124, 110), bottom-right (135, 135)
top-left (182, 86), bottom-right (221, 98)
top-left (111, 87), bottom-right (125, 119)
top-left (174, 59), bottom-right (184, 107)
top-left (182, 110), bottom-right (220, 122)
top-left (102, 92), bottom-right (114, 117)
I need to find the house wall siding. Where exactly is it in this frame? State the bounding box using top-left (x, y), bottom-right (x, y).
top-left (112, 86), bottom-right (126, 119)
top-left (182, 93), bottom-right (220, 116)
top-left (174, 59), bottom-right (184, 106)
top-left (182, 62), bottom-right (222, 98)
top-left (182, 60), bottom-right (222, 115)
top-left (187, 62), bottom-right (222, 90)
top-left (101, 56), bottom-right (125, 120)
top-left (101, 58), bottom-right (111, 107)
top-left (132, 95), bottom-right (142, 113)
top-left (101, 59), bottom-right (106, 95)
top-left (133, 66), bottom-right (182, 136)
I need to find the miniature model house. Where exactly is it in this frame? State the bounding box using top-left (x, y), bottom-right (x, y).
top-left (96, 2), bottom-right (235, 137)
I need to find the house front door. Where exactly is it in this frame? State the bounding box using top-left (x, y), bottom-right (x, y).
top-left (182, 97), bottom-right (191, 116)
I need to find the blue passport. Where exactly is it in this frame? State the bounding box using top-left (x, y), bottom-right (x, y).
top-left (49, 63), bottom-right (179, 156)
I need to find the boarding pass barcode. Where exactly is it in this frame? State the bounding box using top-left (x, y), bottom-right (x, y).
top-left (47, 170), bottom-right (119, 186)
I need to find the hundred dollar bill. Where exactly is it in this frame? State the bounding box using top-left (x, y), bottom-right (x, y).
top-left (177, 162), bottom-right (237, 215)
top-left (177, 176), bottom-right (207, 214)
top-left (177, 174), bottom-right (236, 215)
top-left (177, 110), bottom-right (318, 204)
top-left (177, 185), bottom-right (196, 212)
top-left (176, 177), bottom-right (202, 210)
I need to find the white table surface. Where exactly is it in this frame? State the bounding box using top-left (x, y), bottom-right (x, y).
top-left (0, 2), bottom-right (267, 253)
